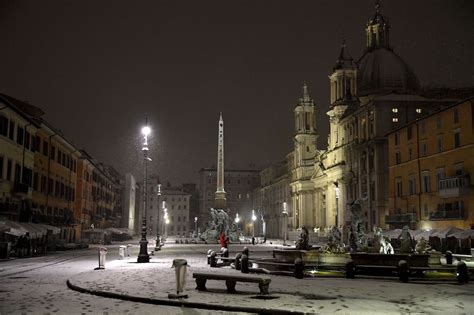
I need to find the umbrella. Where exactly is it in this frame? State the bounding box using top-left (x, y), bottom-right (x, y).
top-left (414, 229), bottom-right (437, 241)
top-left (451, 229), bottom-right (474, 240)
top-left (431, 227), bottom-right (463, 238)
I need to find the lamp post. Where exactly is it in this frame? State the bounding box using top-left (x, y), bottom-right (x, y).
top-left (234, 213), bottom-right (240, 230)
top-left (334, 182), bottom-right (340, 227)
top-left (138, 123), bottom-right (152, 263)
top-left (156, 184), bottom-right (161, 237)
top-left (194, 216), bottom-right (198, 239)
top-left (251, 210), bottom-right (257, 238)
top-left (282, 202), bottom-right (288, 246)
top-left (163, 208), bottom-right (168, 239)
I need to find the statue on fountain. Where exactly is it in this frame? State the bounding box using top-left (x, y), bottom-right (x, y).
top-left (199, 208), bottom-right (242, 243)
top-left (373, 227), bottom-right (394, 254)
top-left (295, 226), bottom-right (311, 250)
top-left (321, 226), bottom-right (346, 253)
top-left (399, 225), bottom-right (414, 253)
top-left (347, 200), bottom-right (368, 252)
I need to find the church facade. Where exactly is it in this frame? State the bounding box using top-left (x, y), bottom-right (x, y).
top-left (286, 3), bottom-right (458, 232)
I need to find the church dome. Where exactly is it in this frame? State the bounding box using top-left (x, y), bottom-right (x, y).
top-left (357, 48), bottom-right (420, 96)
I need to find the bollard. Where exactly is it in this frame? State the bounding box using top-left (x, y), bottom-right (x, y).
top-left (168, 259), bottom-right (189, 299)
top-left (221, 248), bottom-right (229, 258)
top-left (95, 246), bottom-right (107, 270)
top-left (235, 253), bottom-right (242, 270)
top-left (445, 251), bottom-right (453, 265)
top-left (345, 260), bottom-right (355, 279)
top-left (294, 258), bottom-right (304, 279)
top-left (119, 245), bottom-right (126, 260)
top-left (398, 260), bottom-right (409, 282)
top-left (207, 249), bottom-right (212, 265)
top-left (241, 254), bottom-right (249, 273)
top-left (456, 261), bottom-right (469, 283)
top-left (210, 251), bottom-right (217, 267)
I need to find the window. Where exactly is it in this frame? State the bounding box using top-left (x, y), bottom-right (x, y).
top-left (6, 159), bottom-right (12, 181)
top-left (394, 132), bottom-right (400, 145)
top-left (416, 108), bottom-right (422, 114)
top-left (392, 117), bottom-right (399, 123)
top-left (437, 135), bottom-right (443, 153)
top-left (422, 172), bottom-right (430, 193)
top-left (454, 163), bottom-right (464, 176)
top-left (16, 126), bottom-right (24, 145)
top-left (0, 156), bottom-right (3, 179)
top-left (454, 129), bottom-right (461, 148)
top-left (43, 141), bottom-right (49, 156)
top-left (421, 142), bottom-right (427, 156)
top-left (436, 116), bottom-right (442, 129)
top-left (408, 147), bottom-right (413, 160)
top-left (14, 163), bottom-right (21, 183)
top-left (178, 216), bottom-right (181, 222)
top-left (51, 146), bottom-right (56, 160)
top-left (407, 126), bottom-right (412, 141)
top-left (395, 152), bottom-right (401, 165)
top-left (408, 176), bottom-right (416, 195)
top-left (0, 115), bottom-right (7, 136)
top-left (453, 108), bottom-right (459, 123)
top-left (392, 108), bottom-right (398, 113)
top-left (57, 149), bottom-right (61, 163)
top-left (423, 204), bottom-right (428, 217)
top-left (436, 168), bottom-right (445, 190)
top-left (48, 178), bottom-right (53, 195)
top-left (396, 178), bottom-right (402, 197)
top-left (33, 172), bottom-right (38, 191)
top-left (8, 120), bottom-right (15, 140)
top-left (35, 136), bottom-right (40, 151)
top-left (25, 131), bottom-right (30, 150)
top-left (421, 122), bottom-right (426, 135)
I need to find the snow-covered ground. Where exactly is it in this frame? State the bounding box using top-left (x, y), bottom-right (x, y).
top-left (1, 240), bottom-right (473, 314)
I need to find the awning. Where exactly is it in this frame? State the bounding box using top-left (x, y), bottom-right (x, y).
top-left (0, 220), bottom-right (60, 238)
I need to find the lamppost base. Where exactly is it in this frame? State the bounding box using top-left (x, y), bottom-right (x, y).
top-left (137, 239), bottom-right (150, 263)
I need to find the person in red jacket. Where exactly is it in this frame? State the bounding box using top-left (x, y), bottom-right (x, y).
top-left (219, 232), bottom-right (226, 248)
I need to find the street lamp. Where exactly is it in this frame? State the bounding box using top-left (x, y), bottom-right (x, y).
top-left (334, 182), bottom-right (340, 227)
top-left (194, 216), bottom-right (198, 238)
top-left (282, 202), bottom-right (288, 246)
top-left (154, 184), bottom-right (162, 251)
top-left (138, 121), bottom-right (152, 263)
top-left (163, 209), bottom-right (170, 239)
top-left (234, 213), bottom-right (240, 227)
top-left (251, 210), bottom-right (257, 237)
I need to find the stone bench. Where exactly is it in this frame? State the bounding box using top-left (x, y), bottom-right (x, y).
top-left (193, 272), bottom-right (271, 294)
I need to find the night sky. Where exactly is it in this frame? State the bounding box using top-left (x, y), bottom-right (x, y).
top-left (1, 0), bottom-right (473, 184)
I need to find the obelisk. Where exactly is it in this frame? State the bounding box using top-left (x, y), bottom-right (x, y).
top-left (214, 112), bottom-right (226, 209)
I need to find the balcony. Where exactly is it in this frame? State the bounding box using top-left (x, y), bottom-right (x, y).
top-left (429, 209), bottom-right (466, 220)
top-left (385, 212), bottom-right (417, 224)
top-left (12, 182), bottom-right (30, 195)
top-left (438, 175), bottom-right (470, 198)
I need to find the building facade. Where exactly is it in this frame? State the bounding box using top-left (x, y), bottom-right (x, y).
top-left (0, 95), bottom-right (39, 222)
top-left (387, 98), bottom-right (473, 230)
top-left (285, 3), bottom-right (460, 233)
top-left (252, 161), bottom-right (291, 239)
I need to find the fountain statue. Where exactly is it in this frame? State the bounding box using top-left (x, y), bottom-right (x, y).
top-left (321, 226), bottom-right (346, 254)
top-left (347, 200), bottom-right (367, 252)
top-left (295, 226), bottom-right (311, 250)
top-left (373, 227), bottom-right (393, 254)
top-left (399, 225), bottom-right (414, 253)
top-left (199, 208), bottom-right (241, 243)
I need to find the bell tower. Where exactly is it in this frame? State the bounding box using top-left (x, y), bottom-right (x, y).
top-left (294, 82), bottom-right (317, 164)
